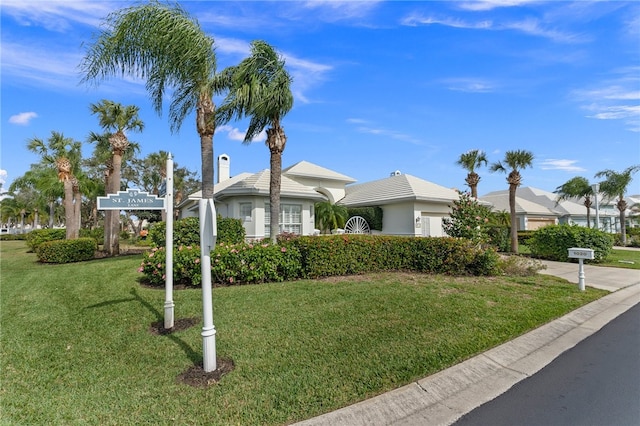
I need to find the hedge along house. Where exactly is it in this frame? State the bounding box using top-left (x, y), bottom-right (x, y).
top-left (177, 156), bottom-right (354, 240)
top-left (338, 171), bottom-right (462, 237)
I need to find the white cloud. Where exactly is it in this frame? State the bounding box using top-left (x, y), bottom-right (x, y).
top-left (441, 78), bottom-right (496, 93)
top-left (8, 112), bottom-right (38, 125)
top-left (401, 14), bottom-right (586, 44)
top-left (539, 159), bottom-right (587, 172)
top-left (347, 119), bottom-right (423, 145)
top-left (573, 68), bottom-right (640, 132)
top-left (0, 170), bottom-right (7, 186)
top-left (301, 1), bottom-right (382, 21)
top-left (456, 0), bottom-right (538, 12)
top-left (216, 125), bottom-right (266, 143)
top-left (1, 0), bottom-right (112, 31)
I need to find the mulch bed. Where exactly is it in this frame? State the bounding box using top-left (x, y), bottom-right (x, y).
top-left (177, 358), bottom-right (236, 388)
top-left (149, 317), bottom-right (200, 335)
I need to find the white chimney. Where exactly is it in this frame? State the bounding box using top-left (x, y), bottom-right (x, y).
top-left (390, 170), bottom-right (401, 177)
top-left (218, 154), bottom-right (230, 183)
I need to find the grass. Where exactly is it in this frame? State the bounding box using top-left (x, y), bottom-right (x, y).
top-left (1, 241), bottom-right (606, 425)
top-left (598, 248), bottom-right (640, 269)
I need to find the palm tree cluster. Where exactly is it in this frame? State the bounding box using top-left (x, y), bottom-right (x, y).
top-left (80, 2), bottom-right (294, 244)
top-left (455, 147), bottom-right (638, 251)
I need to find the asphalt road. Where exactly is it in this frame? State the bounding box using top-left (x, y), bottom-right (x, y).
top-left (453, 302), bottom-right (640, 426)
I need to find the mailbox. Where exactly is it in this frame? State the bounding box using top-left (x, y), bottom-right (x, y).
top-left (568, 248), bottom-right (595, 260)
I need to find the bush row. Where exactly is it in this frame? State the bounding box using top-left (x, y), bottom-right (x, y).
top-left (139, 235), bottom-right (500, 286)
top-left (526, 224), bottom-right (613, 262)
top-left (149, 216), bottom-right (245, 247)
top-left (35, 238), bottom-right (98, 263)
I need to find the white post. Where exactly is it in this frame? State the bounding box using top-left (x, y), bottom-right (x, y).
top-left (164, 154), bottom-right (175, 330)
top-left (578, 258), bottom-right (585, 291)
top-left (199, 198), bottom-right (217, 372)
top-left (592, 183), bottom-right (600, 230)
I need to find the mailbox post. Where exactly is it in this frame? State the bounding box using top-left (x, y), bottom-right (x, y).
top-left (568, 248), bottom-right (595, 291)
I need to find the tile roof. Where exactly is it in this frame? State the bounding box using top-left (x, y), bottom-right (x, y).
top-left (283, 160), bottom-right (356, 183)
top-left (339, 173), bottom-right (459, 207)
top-left (215, 169), bottom-right (326, 200)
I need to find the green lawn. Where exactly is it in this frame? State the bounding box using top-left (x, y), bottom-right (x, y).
top-left (599, 248), bottom-right (640, 269)
top-left (1, 241), bottom-right (606, 425)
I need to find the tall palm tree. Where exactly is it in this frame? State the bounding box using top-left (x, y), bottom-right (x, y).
top-left (490, 149), bottom-right (534, 253)
top-left (554, 176), bottom-right (595, 228)
top-left (217, 40), bottom-right (294, 242)
top-left (89, 100), bottom-right (144, 255)
top-left (26, 131), bottom-right (82, 239)
top-left (81, 1), bottom-right (221, 201)
top-left (456, 149), bottom-right (488, 198)
top-left (595, 165), bottom-right (640, 245)
top-left (315, 201), bottom-right (348, 234)
top-left (81, 2), bottom-right (228, 373)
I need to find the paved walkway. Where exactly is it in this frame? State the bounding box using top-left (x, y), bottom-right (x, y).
top-left (295, 257), bottom-right (640, 426)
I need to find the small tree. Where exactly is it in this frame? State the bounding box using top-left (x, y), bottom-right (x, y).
top-left (315, 201), bottom-right (348, 234)
top-left (595, 165), bottom-right (640, 245)
top-left (443, 191), bottom-right (492, 246)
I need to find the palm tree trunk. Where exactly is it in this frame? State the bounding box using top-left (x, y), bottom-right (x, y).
top-left (108, 153), bottom-right (122, 255)
top-left (197, 95), bottom-right (215, 199)
top-left (73, 190), bottom-right (82, 238)
top-left (270, 150), bottom-right (282, 243)
top-left (63, 180), bottom-right (74, 239)
top-left (618, 197), bottom-right (627, 245)
top-left (509, 184), bottom-right (518, 253)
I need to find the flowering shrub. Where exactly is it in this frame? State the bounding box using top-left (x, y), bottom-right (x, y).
top-left (442, 191), bottom-right (492, 246)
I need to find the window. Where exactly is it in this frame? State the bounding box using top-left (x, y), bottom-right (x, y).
top-left (264, 203), bottom-right (302, 236)
top-left (239, 203), bottom-right (252, 222)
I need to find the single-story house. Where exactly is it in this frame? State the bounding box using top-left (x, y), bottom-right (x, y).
top-left (480, 187), bottom-right (595, 231)
top-left (178, 155), bottom-right (463, 239)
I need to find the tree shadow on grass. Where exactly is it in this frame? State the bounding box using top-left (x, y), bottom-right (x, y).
top-left (85, 288), bottom-right (201, 365)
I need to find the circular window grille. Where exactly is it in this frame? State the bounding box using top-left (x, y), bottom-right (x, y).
top-left (344, 216), bottom-right (370, 234)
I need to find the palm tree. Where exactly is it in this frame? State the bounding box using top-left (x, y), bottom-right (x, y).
top-left (81, 2), bottom-right (221, 202)
top-left (216, 40), bottom-right (294, 242)
top-left (490, 150), bottom-right (534, 253)
top-left (81, 2), bottom-right (228, 372)
top-left (26, 131), bottom-right (82, 239)
top-left (315, 201), bottom-right (348, 234)
top-left (9, 166), bottom-right (63, 229)
top-left (456, 149), bottom-right (488, 198)
top-left (554, 176), bottom-right (595, 228)
top-left (89, 100), bottom-right (144, 255)
top-left (595, 165), bottom-right (640, 245)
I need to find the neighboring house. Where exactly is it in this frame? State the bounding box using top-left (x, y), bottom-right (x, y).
top-left (178, 156), bottom-right (350, 240)
top-left (338, 171), bottom-right (461, 237)
top-left (178, 156), bottom-right (463, 239)
top-left (480, 187), bottom-right (596, 231)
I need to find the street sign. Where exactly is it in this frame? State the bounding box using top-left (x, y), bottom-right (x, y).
top-left (97, 189), bottom-right (165, 210)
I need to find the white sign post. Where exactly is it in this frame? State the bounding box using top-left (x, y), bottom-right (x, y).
top-left (568, 248), bottom-right (595, 291)
top-left (199, 198), bottom-right (217, 372)
top-left (164, 154), bottom-right (175, 330)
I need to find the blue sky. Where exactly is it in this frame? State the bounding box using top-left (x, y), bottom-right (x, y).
top-left (2, 0), bottom-right (639, 197)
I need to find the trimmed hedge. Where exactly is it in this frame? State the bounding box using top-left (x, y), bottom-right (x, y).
top-left (25, 229), bottom-right (66, 252)
top-left (138, 235), bottom-right (500, 286)
top-left (527, 224), bottom-right (613, 262)
top-left (149, 216), bottom-right (245, 247)
top-left (36, 238), bottom-right (98, 263)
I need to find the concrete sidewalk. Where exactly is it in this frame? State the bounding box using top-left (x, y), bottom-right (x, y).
top-left (295, 262), bottom-right (640, 426)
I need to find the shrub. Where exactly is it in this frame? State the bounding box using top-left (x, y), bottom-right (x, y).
top-left (36, 238), bottom-right (97, 263)
top-left (527, 224), bottom-right (614, 262)
top-left (80, 227), bottom-right (104, 243)
top-left (139, 242), bottom-right (302, 286)
top-left (25, 229), bottom-right (66, 252)
top-left (149, 216), bottom-right (245, 247)
top-left (442, 191), bottom-right (492, 246)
